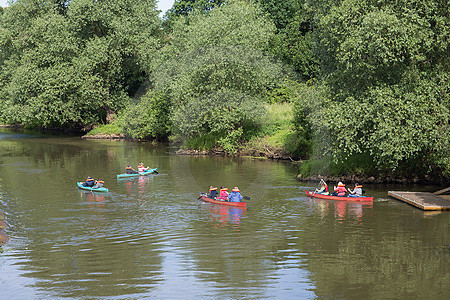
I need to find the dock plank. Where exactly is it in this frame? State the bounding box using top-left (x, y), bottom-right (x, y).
top-left (388, 191), bottom-right (450, 211)
top-left (433, 187), bottom-right (450, 195)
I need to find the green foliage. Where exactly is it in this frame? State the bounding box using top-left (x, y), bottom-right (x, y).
top-left (269, 19), bottom-right (318, 79)
top-left (185, 131), bottom-right (222, 150)
top-left (0, 0), bottom-right (162, 129)
top-left (266, 78), bottom-right (304, 104)
top-left (163, 0), bottom-right (225, 30)
top-left (258, 103), bottom-right (292, 136)
top-left (218, 127), bottom-right (243, 154)
top-left (245, 103), bottom-right (311, 158)
top-left (307, 0), bottom-right (449, 179)
top-left (171, 88), bottom-right (264, 137)
top-left (154, 0), bottom-right (284, 147)
top-left (87, 122), bottom-right (122, 136)
top-left (255, 0), bottom-right (319, 78)
top-left (254, 0), bottom-right (302, 30)
top-left (120, 91), bottom-right (171, 140)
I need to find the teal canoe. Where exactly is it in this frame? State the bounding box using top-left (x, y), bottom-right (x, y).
top-left (77, 182), bottom-right (109, 193)
top-left (116, 168), bottom-right (158, 179)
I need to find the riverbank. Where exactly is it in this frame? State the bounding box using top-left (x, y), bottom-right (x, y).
top-left (0, 124), bottom-right (22, 128)
top-left (83, 133), bottom-right (441, 185)
top-left (296, 174), bottom-right (432, 185)
top-left (2, 124), bottom-right (441, 185)
top-left (175, 147), bottom-right (293, 160)
top-left (81, 133), bottom-right (126, 140)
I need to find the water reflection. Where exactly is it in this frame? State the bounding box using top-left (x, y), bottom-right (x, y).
top-left (0, 212), bottom-right (9, 251)
top-left (308, 198), bottom-right (373, 222)
top-left (118, 175), bottom-right (155, 197)
top-left (200, 203), bottom-right (246, 229)
top-left (79, 190), bottom-right (106, 208)
top-left (0, 129), bottom-right (449, 299)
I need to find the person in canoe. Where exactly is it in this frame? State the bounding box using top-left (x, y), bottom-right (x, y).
top-left (217, 187), bottom-right (229, 201)
top-left (94, 180), bottom-right (104, 189)
top-left (126, 165), bottom-right (139, 174)
top-left (332, 182), bottom-right (346, 196)
top-left (347, 183), bottom-right (363, 197)
top-left (82, 176), bottom-right (95, 187)
top-left (137, 162), bottom-right (149, 172)
top-left (207, 186), bottom-right (218, 199)
top-left (315, 179), bottom-right (329, 195)
top-left (228, 187), bottom-right (243, 202)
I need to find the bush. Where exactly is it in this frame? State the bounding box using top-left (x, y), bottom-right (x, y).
top-left (121, 91), bottom-right (171, 140)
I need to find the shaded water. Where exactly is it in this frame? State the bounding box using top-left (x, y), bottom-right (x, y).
top-left (0, 129), bottom-right (448, 299)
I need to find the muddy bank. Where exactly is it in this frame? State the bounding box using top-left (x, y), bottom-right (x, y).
top-left (176, 148), bottom-right (294, 160)
top-left (0, 124), bottom-right (22, 128)
top-left (81, 133), bottom-right (126, 140)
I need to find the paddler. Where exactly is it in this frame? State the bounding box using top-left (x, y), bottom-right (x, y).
top-left (315, 179), bottom-right (328, 195)
top-left (207, 186), bottom-right (218, 199)
top-left (217, 187), bottom-right (229, 200)
top-left (94, 180), bottom-right (104, 189)
top-left (82, 176), bottom-right (95, 187)
top-left (126, 165), bottom-right (139, 174)
top-left (137, 162), bottom-right (149, 172)
top-left (348, 183), bottom-right (363, 197)
top-left (332, 182), bottom-right (346, 196)
top-left (228, 187), bottom-right (243, 202)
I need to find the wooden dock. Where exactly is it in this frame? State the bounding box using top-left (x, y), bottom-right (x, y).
top-left (388, 191), bottom-right (450, 211)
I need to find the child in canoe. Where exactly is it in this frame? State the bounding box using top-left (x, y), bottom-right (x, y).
top-left (348, 183), bottom-right (363, 197)
top-left (217, 187), bottom-right (229, 201)
top-left (315, 179), bottom-right (329, 195)
top-left (94, 180), bottom-right (104, 189)
top-left (137, 162), bottom-right (149, 172)
top-left (207, 186), bottom-right (218, 199)
top-left (228, 187), bottom-right (243, 202)
top-left (82, 176), bottom-right (95, 187)
top-left (332, 182), bottom-right (346, 196)
top-left (126, 165), bottom-right (139, 174)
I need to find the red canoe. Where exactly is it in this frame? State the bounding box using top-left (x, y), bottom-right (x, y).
top-left (305, 190), bottom-right (373, 202)
top-left (199, 195), bottom-right (247, 208)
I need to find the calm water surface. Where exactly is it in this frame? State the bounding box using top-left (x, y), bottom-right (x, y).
top-left (0, 129), bottom-right (448, 299)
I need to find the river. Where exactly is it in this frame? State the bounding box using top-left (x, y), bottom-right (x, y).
top-left (0, 128), bottom-right (448, 299)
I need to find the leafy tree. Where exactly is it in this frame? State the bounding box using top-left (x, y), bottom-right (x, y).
top-left (0, 0), bottom-right (161, 129)
top-left (254, 0), bottom-right (301, 30)
top-left (121, 91), bottom-right (171, 140)
top-left (310, 0), bottom-right (449, 178)
top-left (153, 0), bottom-right (284, 145)
top-left (163, 0), bottom-right (225, 30)
top-left (254, 0), bottom-right (319, 78)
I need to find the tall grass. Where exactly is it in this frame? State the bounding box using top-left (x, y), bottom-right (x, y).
top-left (86, 122), bottom-right (122, 136)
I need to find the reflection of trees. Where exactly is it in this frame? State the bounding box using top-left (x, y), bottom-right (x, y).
top-left (179, 187), bottom-right (308, 298)
top-left (0, 213), bottom-right (8, 247)
top-left (201, 204), bottom-right (246, 229)
top-left (0, 135), bottom-right (166, 297)
top-left (179, 220), bottom-right (275, 298)
top-left (15, 208), bottom-right (164, 297)
top-left (299, 205), bottom-right (449, 298)
top-left (168, 154), bottom-right (297, 202)
top-left (0, 184), bottom-right (9, 248)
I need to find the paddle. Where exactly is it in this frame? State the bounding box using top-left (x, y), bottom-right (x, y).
top-left (153, 170), bottom-right (159, 174)
top-left (197, 192), bottom-right (207, 200)
top-left (243, 196), bottom-right (251, 200)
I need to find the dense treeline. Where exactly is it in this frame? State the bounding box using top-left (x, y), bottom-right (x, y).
top-left (0, 0), bottom-right (161, 129)
top-left (0, 0), bottom-right (448, 182)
